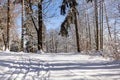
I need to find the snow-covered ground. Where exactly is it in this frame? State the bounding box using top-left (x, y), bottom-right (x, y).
top-left (0, 51), bottom-right (120, 80)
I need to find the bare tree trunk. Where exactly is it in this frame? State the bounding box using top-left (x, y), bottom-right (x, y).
top-left (85, 13), bottom-right (89, 52)
top-left (74, 12), bottom-right (80, 52)
top-left (64, 38), bottom-right (68, 53)
top-left (88, 15), bottom-right (91, 50)
top-left (6, 0), bottom-right (10, 51)
top-left (38, 1), bottom-right (43, 51)
top-left (2, 33), bottom-right (7, 50)
top-left (46, 41), bottom-right (49, 52)
top-left (85, 6), bottom-right (91, 51)
top-left (94, 0), bottom-right (99, 51)
top-left (51, 32), bottom-right (54, 53)
top-left (100, 0), bottom-right (104, 50)
top-left (114, 20), bottom-right (117, 51)
top-left (21, 0), bottom-right (24, 51)
top-left (55, 41), bottom-right (58, 53)
top-left (104, 2), bottom-right (112, 40)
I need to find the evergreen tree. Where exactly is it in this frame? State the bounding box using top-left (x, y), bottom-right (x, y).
top-left (60, 0), bottom-right (80, 52)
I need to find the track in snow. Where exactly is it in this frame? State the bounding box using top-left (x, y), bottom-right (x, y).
top-left (0, 52), bottom-right (120, 80)
top-left (0, 53), bottom-right (50, 80)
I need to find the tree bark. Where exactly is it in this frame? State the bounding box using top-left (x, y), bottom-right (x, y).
top-left (114, 20), bottom-right (117, 51)
top-left (94, 0), bottom-right (99, 51)
top-left (6, 0), bottom-right (10, 50)
top-left (2, 33), bottom-right (7, 50)
top-left (100, 0), bottom-right (104, 50)
top-left (74, 12), bottom-right (80, 52)
top-left (88, 14), bottom-right (91, 50)
top-left (104, 2), bottom-right (112, 40)
top-left (30, 1), bottom-right (43, 51)
top-left (38, 1), bottom-right (43, 50)
top-left (21, 0), bottom-right (24, 51)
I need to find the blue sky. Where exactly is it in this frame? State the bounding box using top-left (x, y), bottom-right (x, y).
top-left (43, 0), bottom-right (65, 30)
top-left (16, 0), bottom-right (66, 34)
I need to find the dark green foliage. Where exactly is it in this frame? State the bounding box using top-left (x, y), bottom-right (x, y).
top-left (59, 23), bottom-right (68, 37)
top-left (69, 0), bottom-right (78, 7)
top-left (59, 12), bottom-right (74, 37)
top-left (25, 41), bottom-right (35, 52)
top-left (60, 0), bottom-right (78, 37)
top-left (25, 41), bottom-right (31, 52)
top-left (60, 0), bottom-right (78, 15)
top-left (61, 4), bottom-right (66, 15)
top-left (86, 0), bottom-right (93, 3)
top-left (10, 41), bottom-right (20, 52)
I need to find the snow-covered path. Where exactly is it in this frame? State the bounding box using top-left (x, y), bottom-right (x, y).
top-left (0, 52), bottom-right (120, 80)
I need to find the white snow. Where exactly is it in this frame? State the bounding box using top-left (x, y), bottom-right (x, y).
top-left (0, 51), bottom-right (120, 80)
top-left (37, 50), bottom-right (45, 54)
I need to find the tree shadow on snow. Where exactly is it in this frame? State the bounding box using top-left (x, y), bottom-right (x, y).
top-left (0, 59), bottom-right (120, 80)
top-left (0, 59), bottom-right (50, 80)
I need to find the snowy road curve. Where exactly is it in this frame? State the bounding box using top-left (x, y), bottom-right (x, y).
top-left (0, 52), bottom-right (120, 80)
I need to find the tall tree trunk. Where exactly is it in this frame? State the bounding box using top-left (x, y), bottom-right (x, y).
top-left (2, 33), bottom-right (7, 50)
top-left (87, 14), bottom-right (91, 50)
top-left (85, 6), bottom-right (91, 51)
top-left (55, 41), bottom-right (58, 53)
top-left (38, 1), bottom-right (43, 51)
top-left (114, 20), bottom-right (117, 51)
top-left (30, 1), bottom-right (43, 52)
top-left (21, 0), bottom-right (24, 51)
top-left (104, 2), bottom-right (112, 40)
top-left (85, 13), bottom-right (89, 52)
top-left (94, 0), bottom-right (99, 51)
top-left (74, 12), bottom-right (80, 52)
top-left (51, 32), bottom-right (54, 53)
top-left (100, 0), bottom-right (104, 50)
top-left (6, 0), bottom-right (10, 51)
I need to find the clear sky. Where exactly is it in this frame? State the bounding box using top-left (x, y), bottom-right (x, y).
top-left (16, 0), bottom-right (66, 35)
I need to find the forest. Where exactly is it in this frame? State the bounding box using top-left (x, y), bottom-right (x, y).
top-left (0, 0), bottom-right (120, 59)
top-left (0, 0), bottom-right (120, 80)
